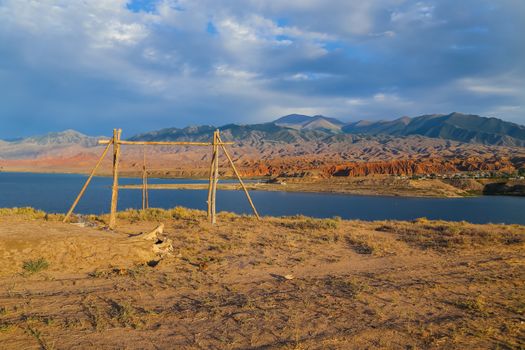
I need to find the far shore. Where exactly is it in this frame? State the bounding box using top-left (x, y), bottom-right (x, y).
top-left (1, 168), bottom-right (524, 198)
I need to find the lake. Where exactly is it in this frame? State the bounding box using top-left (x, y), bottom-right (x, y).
top-left (0, 172), bottom-right (524, 224)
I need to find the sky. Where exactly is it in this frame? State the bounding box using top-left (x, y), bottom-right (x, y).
top-left (0, 0), bottom-right (524, 138)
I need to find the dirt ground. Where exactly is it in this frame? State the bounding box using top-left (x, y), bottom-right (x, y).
top-left (0, 207), bottom-right (524, 349)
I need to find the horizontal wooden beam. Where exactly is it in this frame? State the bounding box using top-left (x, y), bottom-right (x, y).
top-left (98, 140), bottom-right (234, 146)
top-left (118, 183), bottom-right (259, 191)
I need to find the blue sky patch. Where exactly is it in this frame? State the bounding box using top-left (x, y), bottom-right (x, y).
top-left (126, 0), bottom-right (158, 13)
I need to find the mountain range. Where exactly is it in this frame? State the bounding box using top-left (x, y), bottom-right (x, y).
top-left (1, 113), bottom-right (524, 177)
top-left (343, 113), bottom-right (525, 147)
top-left (1, 112), bottom-right (524, 149)
top-left (129, 112), bottom-right (525, 147)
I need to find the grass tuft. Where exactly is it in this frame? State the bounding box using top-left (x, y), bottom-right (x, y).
top-left (345, 236), bottom-right (375, 254)
top-left (278, 215), bottom-right (340, 230)
top-left (22, 258), bottom-right (49, 274)
top-left (323, 276), bottom-right (366, 299)
top-left (453, 296), bottom-right (487, 315)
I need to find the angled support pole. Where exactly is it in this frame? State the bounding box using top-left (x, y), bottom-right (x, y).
top-left (217, 133), bottom-right (260, 220)
top-left (208, 130), bottom-right (220, 224)
top-left (207, 132), bottom-right (216, 220)
top-left (109, 128), bottom-right (122, 229)
top-left (63, 139), bottom-right (113, 223)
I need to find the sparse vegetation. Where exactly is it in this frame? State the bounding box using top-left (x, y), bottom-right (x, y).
top-left (453, 296), bottom-right (487, 315)
top-left (277, 215), bottom-right (340, 230)
top-left (108, 300), bottom-right (142, 329)
top-left (323, 276), bottom-right (367, 299)
top-left (345, 235), bottom-right (375, 254)
top-left (0, 207), bottom-right (46, 219)
top-left (0, 208), bottom-right (524, 349)
top-left (25, 324), bottom-right (55, 350)
top-left (22, 258), bottom-right (49, 274)
top-left (116, 206), bottom-right (205, 223)
top-left (89, 264), bottom-right (148, 279)
top-left (376, 219), bottom-right (524, 250)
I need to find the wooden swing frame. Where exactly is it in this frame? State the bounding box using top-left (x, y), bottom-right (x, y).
top-left (63, 128), bottom-right (260, 229)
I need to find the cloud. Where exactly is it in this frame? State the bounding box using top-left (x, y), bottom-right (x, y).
top-left (0, 0), bottom-right (523, 137)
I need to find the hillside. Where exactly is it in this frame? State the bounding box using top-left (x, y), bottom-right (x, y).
top-left (343, 112), bottom-right (525, 147)
top-left (0, 130), bottom-right (100, 159)
top-left (128, 123), bottom-right (335, 144)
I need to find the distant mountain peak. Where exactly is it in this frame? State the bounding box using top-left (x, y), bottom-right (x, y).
top-left (274, 114), bottom-right (345, 132)
top-left (273, 114), bottom-right (313, 125)
top-left (397, 116), bottom-right (411, 124)
top-left (18, 129), bottom-right (100, 147)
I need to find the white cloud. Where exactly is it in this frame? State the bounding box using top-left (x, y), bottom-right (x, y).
top-left (215, 64), bottom-right (259, 80)
top-left (457, 77), bottom-right (522, 96)
top-left (0, 0), bottom-right (523, 137)
top-left (391, 2), bottom-right (435, 24)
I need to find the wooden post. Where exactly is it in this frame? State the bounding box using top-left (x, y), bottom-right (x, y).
top-left (63, 140), bottom-right (113, 223)
top-left (217, 133), bottom-right (260, 220)
top-left (109, 128), bottom-right (122, 229)
top-left (144, 171), bottom-right (149, 209)
top-left (211, 130), bottom-right (219, 224)
top-left (142, 147), bottom-right (149, 210)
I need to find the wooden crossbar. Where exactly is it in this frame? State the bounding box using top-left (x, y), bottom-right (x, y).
top-left (118, 183), bottom-right (255, 190)
top-left (63, 128), bottom-right (260, 229)
top-left (98, 140), bottom-right (234, 146)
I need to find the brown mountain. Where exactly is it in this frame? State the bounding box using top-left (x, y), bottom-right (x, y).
top-left (1, 114), bottom-right (524, 177)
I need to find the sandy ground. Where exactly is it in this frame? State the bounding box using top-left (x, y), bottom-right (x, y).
top-left (0, 208), bottom-right (524, 349)
top-left (119, 176), bottom-right (470, 198)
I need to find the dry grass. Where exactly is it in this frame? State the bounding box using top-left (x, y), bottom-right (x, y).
top-left (0, 207), bottom-right (64, 222)
top-left (376, 218), bottom-right (524, 250)
top-left (0, 208), bottom-right (524, 349)
top-left (0, 207), bottom-right (47, 219)
top-left (276, 215), bottom-right (341, 230)
top-left (115, 206), bottom-right (205, 223)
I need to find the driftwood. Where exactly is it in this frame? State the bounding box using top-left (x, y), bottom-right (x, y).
top-left (130, 223), bottom-right (173, 257)
top-left (132, 223), bottom-right (165, 241)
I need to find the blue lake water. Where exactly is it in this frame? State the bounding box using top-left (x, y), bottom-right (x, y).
top-left (0, 172), bottom-right (524, 224)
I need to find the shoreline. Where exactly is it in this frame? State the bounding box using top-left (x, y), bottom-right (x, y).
top-left (1, 169), bottom-right (524, 198)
